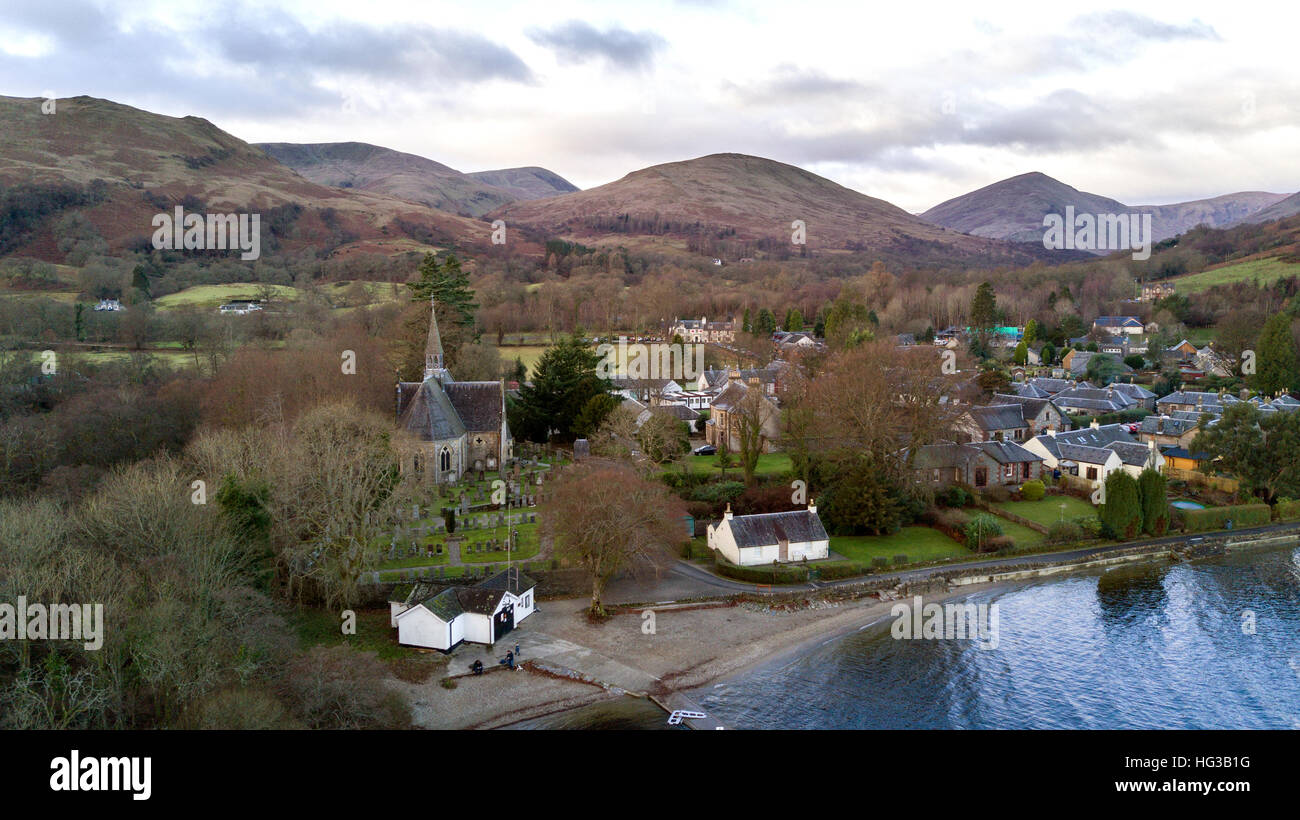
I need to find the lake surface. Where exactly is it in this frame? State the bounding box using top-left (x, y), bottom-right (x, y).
top-left (514, 545), bottom-right (1300, 730)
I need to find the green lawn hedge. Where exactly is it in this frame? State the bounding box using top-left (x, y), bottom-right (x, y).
top-left (1176, 503), bottom-right (1271, 532)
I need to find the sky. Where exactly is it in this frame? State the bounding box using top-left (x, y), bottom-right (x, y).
top-left (3, 0), bottom-right (1298, 212)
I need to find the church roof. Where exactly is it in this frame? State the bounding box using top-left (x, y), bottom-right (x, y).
top-left (445, 381), bottom-right (504, 432)
top-left (398, 379), bottom-right (466, 442)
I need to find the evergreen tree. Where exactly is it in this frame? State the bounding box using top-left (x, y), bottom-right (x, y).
top-left (1013, 341), bottom-right (1028, 366)
top-left (508, 334), bottom-right (610, 443)
top-left (742, 307), bottom-right (752, 334)
top-left (1100, 471), bottom-right (1142, 540)
top-left (970, 282), bottom-right (997, 330)
top-left (407, 253), bottom-right (478, 330)
top-left (783, 308), bottom-right (803, 332)
top-left (1023, 319), bottom-right (1040, 346)
top-left (1137, 468), bottom-right (1169, 536)
top-left (755, 308), bottom-right (777, 335)
top-left (1254, 312), bottom-right (1299, 396)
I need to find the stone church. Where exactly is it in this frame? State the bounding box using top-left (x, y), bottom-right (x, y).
top-left (396, 298), bottom-right (512, 483)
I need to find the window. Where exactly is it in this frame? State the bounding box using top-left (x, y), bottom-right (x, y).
top-left (975, 467), bottom-right (988, 487)
top-left (439, 447), bottom-right (451, 473)
top-left (1086, 466), bottom-right (1098, 480)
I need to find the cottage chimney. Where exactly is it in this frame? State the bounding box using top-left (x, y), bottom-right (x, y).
top-left (1048, 429), bottom-right (1057, 437)
top-left (808, 499), bottom-right (817, 515)
top-left (1090, 419), bottom-right (1100, 429)
top-left (724, 503), bottom-right (733, 521)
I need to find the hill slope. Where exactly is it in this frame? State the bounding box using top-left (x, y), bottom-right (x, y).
top-left (1241, 191), bottom-right (1300, 224)
top-left (494, 153), bottom-right (1063, 266)
top-left (466, 166), bottom-right (579, 200)
top-left (921, 172), bottom-right (1287, 245)
top-left (257, 141), bottom-right (523, 217)
top-left (0, 96), bottom-right (494, 259)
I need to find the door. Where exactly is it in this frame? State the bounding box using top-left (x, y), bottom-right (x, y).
top-left (494, 603), bottom-right (515, 642)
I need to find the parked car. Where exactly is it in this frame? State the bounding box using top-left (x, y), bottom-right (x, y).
top-left (693, 444), bottom-right (717, 456)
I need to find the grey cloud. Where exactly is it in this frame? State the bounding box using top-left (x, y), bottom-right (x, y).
top-left (528, 21), bottom-right (665, 72)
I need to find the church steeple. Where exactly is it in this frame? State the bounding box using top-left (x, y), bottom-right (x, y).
top-left (424, 296), bottom-right (445, 381)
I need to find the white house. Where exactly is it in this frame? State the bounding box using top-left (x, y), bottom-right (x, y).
top-left (389, 569), bottom-right (535, 652)
top-left (707, 503), bottom-right (828, 566)
top-left (1023, 422), bottom-right (1163, 489)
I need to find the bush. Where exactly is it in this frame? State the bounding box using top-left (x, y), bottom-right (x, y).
top-left (1099, 472), bottom-right (1142, 539)
top-left (713, 556), bottom-right (808, 584)
top-left (1046, 520), bottom-right (1085, 544)
top-left (1071, 515), bottom-right (1104, 538)
top-left (932, 508), bottom-right (971, 542)
top-left (935, 485), bottom-right (971, 508)
top-left (440, 677), bottom-right (458, 690)
top-left (1276, 498), bottom-right (1300, 521)
top-left (1020, 480), bottom-right (1046, 502)
top-left (1179, 503), bottom-right (1271, 532)
top-left (871, 557), bottom-right (889, 569)
top-left (984, 535), bottom-right (1015, 552)
top-left (964, 513), bottom-right (1003, 550)
top-left (893, 554), bottom-right (909, 565)
top-left (983, 485), bottom-right (1012, 503)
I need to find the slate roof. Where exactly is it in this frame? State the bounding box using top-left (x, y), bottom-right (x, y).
top-left (907, 441), bottom-right (982, 470)
top-left (1093, 316), bottom-right (1143, 328)
top-left (402, 569), bottom-right (536, 622)
top-left (966, 404), bottom-right (1028, 431)
top-left (1051, 386), bottom-right (1134, 412)
top-left (1140, 415), bottom-right (1199, 437)
top-left (970, 440), bottom-right (1042, 464)
top-left (1031, 423), bottom-right (1133, 460)
top-left (726, 509), bottom-right (828, 548)
top-left (398, 378), bottom-right (467, 442)
top-left (992, 393), bottom-right (1059, 419)
top-left (478, 568), bottom-right (537, 593)
top-left (711, 381), bottom-right (752, 411)
top-left (650, 403), bottom-right (701, 421)
top-left (1110, 382), bottom-right (1156, 401)
top-left (1056, 442), bottom-right (1116, 466)
top-left (444, 381), bottom-right (505, 432)
top-left (1014, 382), bottom-right (1052, 399)
top-left (1108, 441), bottom-right (1155, 467)
top-left (1026, 377), bottom-right (1080, 395)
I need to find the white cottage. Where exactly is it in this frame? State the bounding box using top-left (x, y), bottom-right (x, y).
top-left (389, 570), bottom-right (535, 652)
top-left (707, 503), bottom-right (828, 566)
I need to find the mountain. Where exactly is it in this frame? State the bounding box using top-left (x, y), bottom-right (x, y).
top-left (493, 153), bottom-right (1065, 266)
top-left (257, 141), bottom-right (521, 217)
top-left (0, 96), bottom-right (494, 259)
top-left (921, 172), bottom-right (1287, 245)
top-left (466, 167), bottom-right (579, 200)
top-left (1241, 191), bottom-right (1300, 225)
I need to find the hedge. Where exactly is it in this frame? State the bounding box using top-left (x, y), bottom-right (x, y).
top-left (1176, 503), bottom-right (1271, 532)
top-left (1275, 499), bottom-right (1300, 521)
top-left (713, 556), bottom-right (809, 584)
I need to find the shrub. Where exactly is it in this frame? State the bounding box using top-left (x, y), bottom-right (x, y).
top-left (983, 485), bottom-right (1012, 503)
top-left (964, 513), bottom-right (1003, 550)
top-left (932, 508), bottom-right (971, 542)
top-left (1020, 480), bottom-right (1046, 502)
top-left (871, 557), bottom-right (889, 569)
top-left (713, 556), bottom-right (808, 584)
top-left (984, 535), bottom-right (1015, 553)
top-left (893, 554), bottom-right (909, 565)
top-left (1137, 468), bottom-right (1169, 535)
top-left (440, 677), bottom-right (458, 690)
top-left (1275, 498), bottom-right (1300, 521)
top-left (936, 485), bottom-right (971, 508)
top-left (1180, 503), bottom-right (1272, 532)
top-left (1071, 515), bottom-right (1103, 538)
top-left (1046, 520), bottom-right (1085, 544)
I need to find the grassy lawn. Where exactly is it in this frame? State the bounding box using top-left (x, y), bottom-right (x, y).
top-left (1172, 256), bottom-right (1300, 295)
top-left (291, 608), bottom-right (418, 661)
top-left (496, 344), bottom-right (548, 377)
top-left (993, 495), bottom-right (1096, 527)
top-left (829, 526), bottom-right (971, 563)
top-left (992, 519), bottom-right (1046, 547)
top-left (154, 282), bottom-right (301, 310)
top-left (673, 452), bottom-right (792, 477)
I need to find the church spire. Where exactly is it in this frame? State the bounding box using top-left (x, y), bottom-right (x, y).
top-left (424, 296), bottom-right (445, 381)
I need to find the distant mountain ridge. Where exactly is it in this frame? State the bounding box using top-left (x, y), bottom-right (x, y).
top-left (493, 153), bottom-right (1070, 267)
top-left (921, 171), bottom-right (1290, 246)
top-left (257, 142), bottom-right (578, 217)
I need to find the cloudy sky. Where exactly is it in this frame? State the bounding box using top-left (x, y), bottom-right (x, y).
top-left (3, 0), bottom-right (1297, 211)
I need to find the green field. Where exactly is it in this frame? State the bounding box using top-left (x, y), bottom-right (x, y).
top-left (1172, 256), bottom-right (1300, 295)
top-left (497, 345), bottom-right (548, 377)
top-left (674, 453), bottom-right (793, 477)
top-left (993, 495), bottom-right (1096, 527)
top-left (829, 526), bottom-right (970, 563)
top-left (154, 282), bottom-right (301, 310)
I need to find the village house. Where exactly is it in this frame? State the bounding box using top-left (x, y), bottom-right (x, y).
top-left (1092, 315), bottom-right (1145, 335)
top-left (607, 376), bottom-right (682, 403)
top-left (1051, 384), bottom-right (1136, 416)
top-left (670, 316), bottom-right (737, 344)
top-left (396, 299), bottom-right (512, 483)
top-left (905, 440), bottom-right (1044, 488)
top-left (1139, 281), bottom-right (1176, 302)
top-left (707, 503), bottom-right (828, 566)
top-left (990, 394), bottom-right (1070, 434)
top-left (957, 404), bottom-right (1031, 442)
top-left (1155, 390), bottom-right (1239, 416)
top-left (1163, 339), bottom-right (1199, 362)
top-left (704, 372), bottom-right (781, 453)
top-left (1138, 414), bottom-right (1204, 449)
top-left (389, 570), bottom-right (536, 652)
top-left (1023, 422), bottom-right (1163, 486)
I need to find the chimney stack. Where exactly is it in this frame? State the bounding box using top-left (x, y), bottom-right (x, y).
top-left (724, 503), bottom-right (733, 521)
